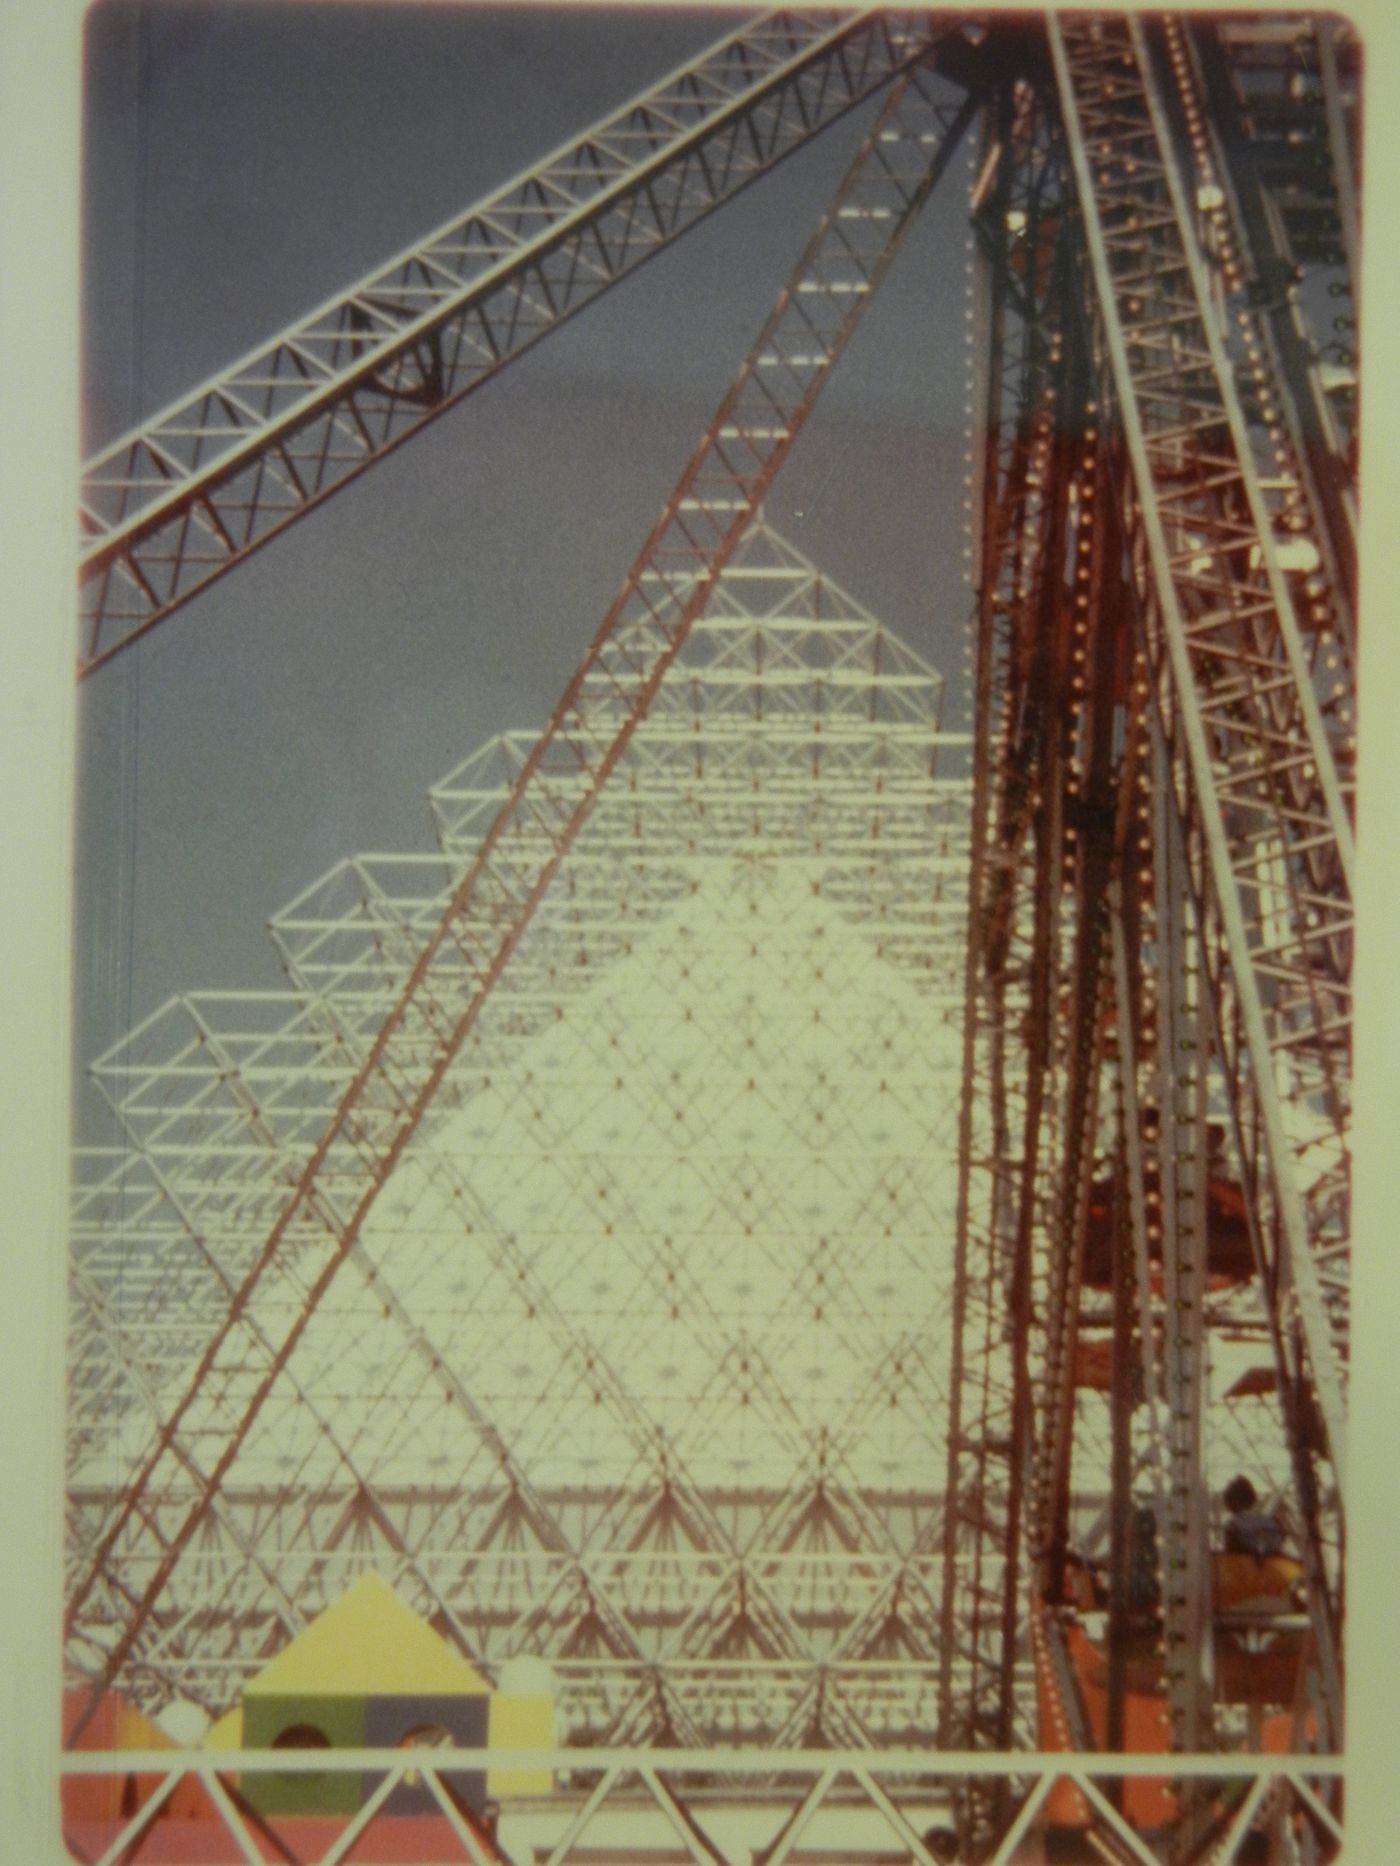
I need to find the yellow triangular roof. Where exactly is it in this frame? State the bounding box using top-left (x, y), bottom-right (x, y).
top-left (245, 1573), bottom-right (489, 1699)
top-left (205, 1705), bottom-right (242, 1750)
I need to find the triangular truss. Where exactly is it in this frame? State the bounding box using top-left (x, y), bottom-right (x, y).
top-left (70, 521), bottom-right (971, 1749)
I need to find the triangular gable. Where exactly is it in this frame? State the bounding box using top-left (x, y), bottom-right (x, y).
top-left (204, 1704), bottom-right (242, 1750)
top-left (244, 1572), bottom-right (489, 1698)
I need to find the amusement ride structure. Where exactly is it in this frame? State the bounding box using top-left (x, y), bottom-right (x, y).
top-left (66, 11), bottom-right (1358, 1864)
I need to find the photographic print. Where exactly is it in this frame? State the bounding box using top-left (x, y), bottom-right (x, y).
top-left (61, 7), bottom-right (1359, 1862)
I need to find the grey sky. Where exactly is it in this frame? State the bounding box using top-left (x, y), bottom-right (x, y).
top-left (75, 1), bottom-right (980, 1136)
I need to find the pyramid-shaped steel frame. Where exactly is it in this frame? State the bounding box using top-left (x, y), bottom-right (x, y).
top-left (71, 520), bottom-right (974, 1752)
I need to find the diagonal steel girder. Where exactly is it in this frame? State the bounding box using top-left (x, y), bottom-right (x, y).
top-left (1172, 16), bottom-right (1359, 640)
top-left (65, 55), bottom-right (988, 1738)
top-left (77, 8), bottom-right (972, 674)
top-left (1049, 13), bottom-right (1352, 1498)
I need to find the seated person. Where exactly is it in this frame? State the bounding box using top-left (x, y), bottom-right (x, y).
top-left (1215, 1477), bottom-right (1302, 1616)
top-left (1221, 1475), bottom-right (1284, 1560)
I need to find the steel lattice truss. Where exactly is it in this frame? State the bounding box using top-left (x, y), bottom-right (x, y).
top-left (69, 11), bottom-right (1359, 1865)
top-left (71, 520), bottom-right (973, 1749)
top-left (77, 8), bottom-right (963, 672)
top-left (934, 11), bottom-right (1357, 1855)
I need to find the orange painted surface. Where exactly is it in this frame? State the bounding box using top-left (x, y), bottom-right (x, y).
top-left (61, 1688), bottom-right (214, 1824)
top-left (1037, 1612), bottom-right (1313, 1845)
top-left (1066, 1623), bottom-right (1174, 1831)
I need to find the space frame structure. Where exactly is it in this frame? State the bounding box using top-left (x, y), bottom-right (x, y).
top-left (67, 11), bottom-right (1359, 1865)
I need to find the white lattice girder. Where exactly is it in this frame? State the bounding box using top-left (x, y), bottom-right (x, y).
top-left (72, 522), bottom-right (973, 1726)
